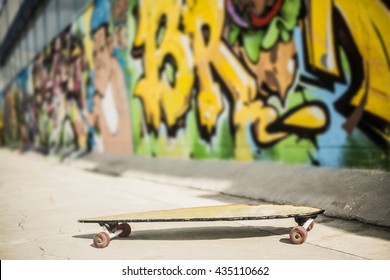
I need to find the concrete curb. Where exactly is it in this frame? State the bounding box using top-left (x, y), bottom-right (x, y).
top-left (69, 153), bottom-right (390, 227)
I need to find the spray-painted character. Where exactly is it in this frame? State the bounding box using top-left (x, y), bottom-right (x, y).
top-left (87, 0), bottom-right (133, 154)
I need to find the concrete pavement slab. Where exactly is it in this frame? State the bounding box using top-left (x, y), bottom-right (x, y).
top-left (0, 149), bottom-right (389, 260)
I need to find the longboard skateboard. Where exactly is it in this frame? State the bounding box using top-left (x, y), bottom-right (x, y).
top-left (78, 204), bottom-right (325, 248)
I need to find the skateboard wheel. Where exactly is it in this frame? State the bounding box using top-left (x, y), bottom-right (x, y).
top-left (117, 223), bottom-right (131, 238)
top-left (289, 226), bottom-right (308, 245)
top-left (93, 232), bottom-right (110, 248)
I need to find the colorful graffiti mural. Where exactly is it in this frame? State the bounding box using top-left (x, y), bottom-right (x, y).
top-left (1, 0), bottom-right (389, 169)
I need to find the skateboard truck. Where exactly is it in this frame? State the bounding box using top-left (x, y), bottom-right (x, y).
top-left (94, 222), bottom-right (132, 248)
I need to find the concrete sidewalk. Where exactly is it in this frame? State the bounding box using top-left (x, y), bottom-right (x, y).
top-left (0, 149), bottom-right (389, 260)
top-left (73, 153), bottom-right (390, 227)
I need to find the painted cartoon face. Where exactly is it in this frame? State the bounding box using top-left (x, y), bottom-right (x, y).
top-left (55, 37), bottom-right (62, 52)
top-left (237, 0), bottom-right (277, 16)
top-left (227, 0), bottom-right (282, 28)
top-left (92, 27), bottom-right (110, 72)
top-left (116, 26), bottom-right (128, 47)
top-left (250, 41), bottom-right (297, 102)
top-left (113, 0), bottom-right (128, 22)
top-left (5, 89), bottom-right (17, 129)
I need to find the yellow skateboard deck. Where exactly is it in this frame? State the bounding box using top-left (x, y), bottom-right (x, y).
top-left (78, 204), bottom-right (325, 248)
top-left (78, 204), bottom-right (323, 223)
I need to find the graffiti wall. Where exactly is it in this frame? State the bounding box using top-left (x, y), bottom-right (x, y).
top-left (1, 0), bottom-right (389, 169)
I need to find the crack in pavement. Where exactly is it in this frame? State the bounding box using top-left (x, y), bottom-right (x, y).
top-left (36, 245), bottom-right (69, 260)
top-left (18, 215), bottom-right (28, 230)
top-left (37, 245), bottom-right (46, 260)
top-left (306, 242), bottom-right (370, 260)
